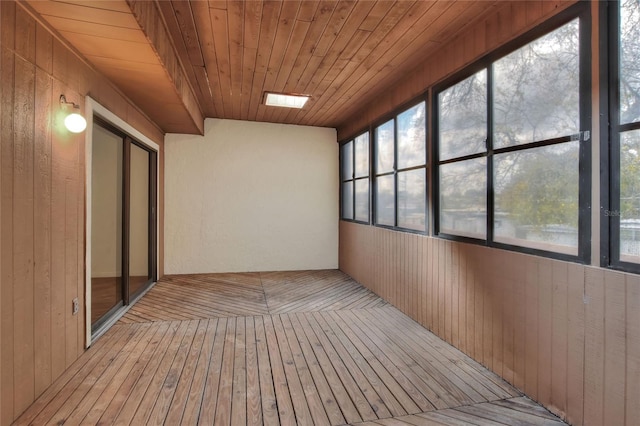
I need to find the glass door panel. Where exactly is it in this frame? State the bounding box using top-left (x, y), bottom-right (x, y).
top-left (91, 120), bottom-right (156, 338)
top-left (91, 124), bottom-right (124, 328)
top-left (129, 142), bottom-right (152, 297)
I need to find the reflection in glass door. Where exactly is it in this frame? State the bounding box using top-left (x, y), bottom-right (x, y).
top-left (91, 124), bottom-right (124, 326)
top-left (128, 143), bottom-right (152, 298)
top-left (91, 120), bottom-right (156, 335)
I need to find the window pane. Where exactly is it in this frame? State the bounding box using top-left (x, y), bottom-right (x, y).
top-left (398, 169), bottom-right (426, 231)
top-left (129, 143), bottom-right (151, 293)
top-left (494, 142), bottom-right (579, 254)
top-left (493, 20), bottom-right (580, 148)
top-left (620, 130), bottom-right (640, 262)
top-left (341, 141), bottom-right (353, 181)
top-left (376, 174), bottom-right (395, 226)
top-left (375, 120), bottom-right (395, 174)
top-left (355, 132), bottom-right (369, 178)
top-left (355, 178), bottom-right (369, 222)
top-left (438, 70), bottom-right (487, 161)
top-left (398, 102), bottom-right (426, 169)
top-left (439, 158), bottom-right (486, 238)
top-left (621, 0), bottom-right (640, 125)
top-left (91, 124), bottom-right (123, 324)
top-left (342, 181), bottom-right (353, 219)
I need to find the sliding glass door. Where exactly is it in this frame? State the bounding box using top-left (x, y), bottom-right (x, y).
top-left (128, 142), bottom-right (154, 298)
top-left (91, 119), bottom-right (156, 334)
top-left (91, 124), bottom-right (124, 326)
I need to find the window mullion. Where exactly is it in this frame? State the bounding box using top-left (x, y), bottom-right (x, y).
top-left (352, 139), bottom-right (356, 221)
top-left (487, 65), bottom-right (495, 245)
top-left (394, 117), bottom-right (398, 227)
top-left (578, 6), bottom-right (592, 263)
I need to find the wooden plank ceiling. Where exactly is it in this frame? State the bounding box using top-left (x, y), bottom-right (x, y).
top-left (26, 0), bottom-right (501, 134)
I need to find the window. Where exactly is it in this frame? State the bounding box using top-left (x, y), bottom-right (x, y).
top-left (374, 102), bottom-right (427, 232)
top-left (438, 71), bottom-right (488, 239)
top-left (341, 141), bottom-right (353, 219)
top-left (341, 132), bottom-right (370, 222)
top-left (375, 120), bottom-right (395, 226)
top-left (610, 0), bottom-right (640, 269)
top-left (435, 12), bottom-right (589, 260)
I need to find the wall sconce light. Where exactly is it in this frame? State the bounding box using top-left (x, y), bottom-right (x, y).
top-left (60, 94), bottom-right (87, 133)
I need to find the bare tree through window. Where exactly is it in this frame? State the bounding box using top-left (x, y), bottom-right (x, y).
top-left (437, 18), bottom-right (583, 255)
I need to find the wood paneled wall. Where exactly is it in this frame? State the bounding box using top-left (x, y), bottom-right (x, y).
top-left (337, 1), bottom-right (637, 425)
top-left (0, 1), bottom-right (164, 423)
top-left (339, 222), bottom-right (639, 426)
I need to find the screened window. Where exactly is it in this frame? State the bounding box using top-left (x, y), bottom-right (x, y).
top-left (341, 141), bottom-right (353, 219)
top-left (436, 16), bottom-right (588, 258)
top-left (611, 0), bottom-right (640, 267)
top-left (341, 132), bottom-right (370, 222)
top-left (438, 71), bottom-right (488, 239)
top-left (374, 120), bottom-right (395, 226)
top-left (374, 102), bottom-right (427, 232)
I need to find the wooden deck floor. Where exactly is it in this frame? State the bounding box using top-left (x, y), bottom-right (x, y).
top-left (14, 270), bottom-right (567, 425)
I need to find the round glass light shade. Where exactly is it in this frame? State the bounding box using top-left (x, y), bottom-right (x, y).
top-left (64, 112), bottom-right (87, 133)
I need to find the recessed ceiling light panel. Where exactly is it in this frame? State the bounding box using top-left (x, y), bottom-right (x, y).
top-left (264, 92), bottom-right (310, 109)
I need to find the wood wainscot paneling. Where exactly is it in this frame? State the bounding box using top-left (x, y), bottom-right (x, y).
top-left (338, 3), bottom-right (618, 426)
top-left (339, 221), bottom-right (639, 426)
top-left (0, 1), bottom-right (164, 423)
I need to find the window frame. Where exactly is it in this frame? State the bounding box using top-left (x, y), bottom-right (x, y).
top-left (606, 0), bottom-right (640, 273)
top-left (340, 130), bottom-right (371, 224)
top-left (372, 98), bottom-right (429, 234)
top-left (433, 2), bottom-right (592, 263)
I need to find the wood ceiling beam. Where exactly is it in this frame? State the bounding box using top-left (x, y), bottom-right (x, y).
top-left (155, 0), bottom-right (216, 118)
top-left (126, 0), bottom-right (205, 134)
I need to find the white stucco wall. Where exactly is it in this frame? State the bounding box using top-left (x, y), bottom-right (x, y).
top-left (164, 118), bottom-right (338, 274)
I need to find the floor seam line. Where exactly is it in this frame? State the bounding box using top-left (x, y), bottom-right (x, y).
top-left (347, 396), bottom-right (529, 425)
top-left (259, 271), bottom-right (273, 316)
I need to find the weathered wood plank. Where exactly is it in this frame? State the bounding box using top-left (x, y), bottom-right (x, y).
top-left (230, 316), bottom-right (248, 426)
top-left (550, 261), bottom-right (569, 417)
top-left (271, 314), bottom-right (315, 425)
top-left (603, 270), bottom-right (626, 425)
top-left (0, 42), bottom-right (15, 426)
top-left (262, 315), bottom-right (297, 425)
top-left (288, 313), bottom-right (345, 425)
top-left (280, 313), bottom-right (331, 425)
top-left (293, 312), bottom-right (362, 424)
top-left (15, 270), bottom-right (567, 426)
top-left (13, 324), bottom-right (129, 425)
top-left (127, 321), bottom-right (190, 425)
top-left (304, 312), bottom-right (378, 422)
top-left (29, 324), bottom-right (146, 425)
top-left (537, 259), bottom-right (553, 407)
top-left (328, 310), bottom-right (417, 415)
top-left (62, 323), bottom-right (158, 425)
top-left (244, 317), bottom-right (262, 426)
top-left (85, 322), bottom-right (172, 425)
top-left (212, 316), bottom-right (236, 426)
top-left (12, 54), bottom-right (36, 416)
top-left (627, 274), bottom-right (640, 426)
top-left (196, 318), bottom-right (227, 425)
top-left (254, 316), bottom-right (279, 426)
top-left (163, 320), bottom-right (208, 425)
top-left (584, 268), bottom-right (605, 426)
top-left (566, 264), bottom-right (585, 426)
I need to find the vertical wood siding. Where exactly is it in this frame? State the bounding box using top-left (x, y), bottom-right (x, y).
top-left (338, 2), bottom-right (628, 426)
top-left (0, 1), bottom-right (164, 423)
top-left (340, 221), bottom-right (639, 426)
